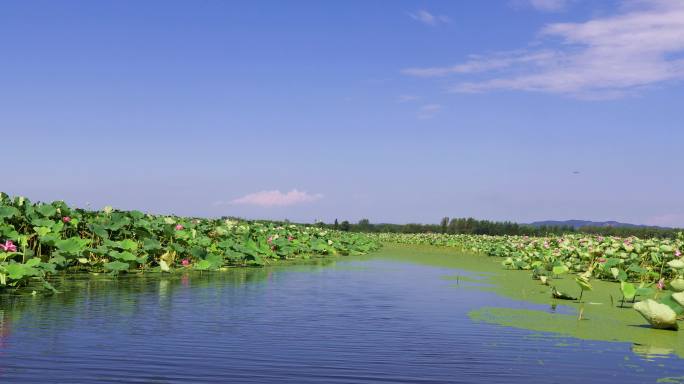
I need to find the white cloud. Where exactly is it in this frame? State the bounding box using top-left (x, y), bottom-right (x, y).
top-left (397, 94), bottom-right (419, 103)
top-left (229, 189), bottom-right (323, 207)
top-left (402, 51), bottom-right (557, 77)
top-left (528, 0), bottom-right (570, 12)
top-left (417, 104), bottom-right (442, 119)
top-left (403, 1), bottom-right (684, 99)
top-left (408, 10), bottom-right (451, 26)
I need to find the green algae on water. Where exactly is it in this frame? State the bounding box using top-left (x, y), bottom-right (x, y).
top-left (469, 306), bottom-right (684, 357)
top-left (373, 243), bottom-right (684, 358)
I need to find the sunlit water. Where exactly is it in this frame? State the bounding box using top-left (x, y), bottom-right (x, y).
top-left (2, 255), bottom-right (684, 383)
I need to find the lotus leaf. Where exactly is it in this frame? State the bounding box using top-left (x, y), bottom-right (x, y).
top-left (194, 260), bottom-right (212, 270)
top-left (119, 239), bottom-right (138, 251)
top-left (551, 287), bottom-right (576, 300)
top-left (670, 278), bottom-right (684, 292)
top-left (104, 261), bottom-right (130, 273)
top-left (0, 206), bottom-right (19, 219)
top-left (142, 238), bottom-right (162, 251)
top-left (620, 281), bottom-right (637, 302)
top-left (552, 265), bottom-right (569, 276)
top-left (55, 237), bottom-right (89, 255)
top-left (633, 299), bottom-right (678, 330)
top-left (109, 251), bottom-right (138, 262)
top-left (671, 292), bottom-right (684, 307)
top-left (35, 204), bottom-right (57, 217)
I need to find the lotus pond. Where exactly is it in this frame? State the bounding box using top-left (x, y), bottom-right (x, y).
top-left (5, 195), bottom-right (684, 382)
top-left (373, 232), bottom-right (684, 330)
top-left (0, 193), bottom-right (378, 293)
top-left (3, 244), bottom-right (684, 383)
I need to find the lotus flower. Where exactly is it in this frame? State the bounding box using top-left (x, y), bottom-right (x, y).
top-left (676, 249), bottom-right (682, 258)
top-left (181, 259), bottom-right (190, 266)
top-left (267, 236), bottom-right (273, 244)
top-left (287, 236), bottom-right (293, 241)
top-left (62, 216), bottom-right (71, 223)
top-left (0, 240), bottom-right (17, 252)
top-left (175, 224), bottom-right (184, 230)
top-left (598, 257), bottom-right (607, 263)
top-left (657, 278), bottom-right (665, 290)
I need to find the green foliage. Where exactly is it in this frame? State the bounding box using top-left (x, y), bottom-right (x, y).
top-left (104, 260), bottom-right (130, 273)
top-left (621, 281), bottom-right (637, 302)
top-left (377, 232), bottom-right (684, 330)
top-left (372, 233), bottom-right (683, 287)
top-left (55, 237), bottom-right (89, 255)
top-left (0, 193), bottom-right (381, 293)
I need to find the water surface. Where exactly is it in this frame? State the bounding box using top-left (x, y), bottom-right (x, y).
top-left (1, 251), bottom-right (684, 383)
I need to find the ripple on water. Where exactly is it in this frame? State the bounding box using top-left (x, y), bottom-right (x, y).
top-left (1, 258), bottom-right (684, 383)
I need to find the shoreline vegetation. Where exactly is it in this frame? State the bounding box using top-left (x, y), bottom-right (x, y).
top-left (371, 232), bottom-right (684, 310)
top-left (0, 193), bottom-right (379, 293)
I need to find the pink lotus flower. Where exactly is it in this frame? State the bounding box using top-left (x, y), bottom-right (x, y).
top-left (62, 216), bottom-right (71, 223)
top-left (181, 259), bottom-right (190, 266)
top-left (676, 249), bottom-right (682, 258)
top-left (287, 236), bottom-right (293, 241)
top-left (175, 224), bottom-right (184, 230)
top-left (267, 236), bottom-right (273, 244)
top-left (0, 240), bottom-right (17, 252)
top-left (657, 278), bottom-right (665, 290)
top-left (598, 257), bottom-right (607, 263)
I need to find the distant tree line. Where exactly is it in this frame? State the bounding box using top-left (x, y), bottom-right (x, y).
top-left (321, 217), bottom-right (682, 239)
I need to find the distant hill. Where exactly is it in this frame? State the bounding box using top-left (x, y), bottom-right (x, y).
top-left (529, 220), bottom-right (670, 229)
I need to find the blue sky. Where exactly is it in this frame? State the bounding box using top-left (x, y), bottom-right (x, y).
top-left (2, 0), bottom-right (683, 226)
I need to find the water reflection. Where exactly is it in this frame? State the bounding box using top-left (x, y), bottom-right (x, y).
top-left (0, 259), bottom-right (338, 330)
top-left (0, 310), bottom-right (9, 348)
top-left (1, 258), bottom-right (683, 383)
top-left (632, 343), bottom-right (675, 360)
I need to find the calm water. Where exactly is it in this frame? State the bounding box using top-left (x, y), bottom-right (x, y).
top-left (2, 253), bottom-right (684, 383)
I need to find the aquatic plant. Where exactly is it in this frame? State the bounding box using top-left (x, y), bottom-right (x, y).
top-left (574, 273), bottom-right (593, 302)
top-left (0, 193), bottom-right (380, 292)
top-left (633, 299), bottom-right (679, 330)
top-left (373, 232), bottom-right (684, 330)
top-left (551, 286), bottom-right (576, 301)
top-left (371, 232), bottom-right (684, 289)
